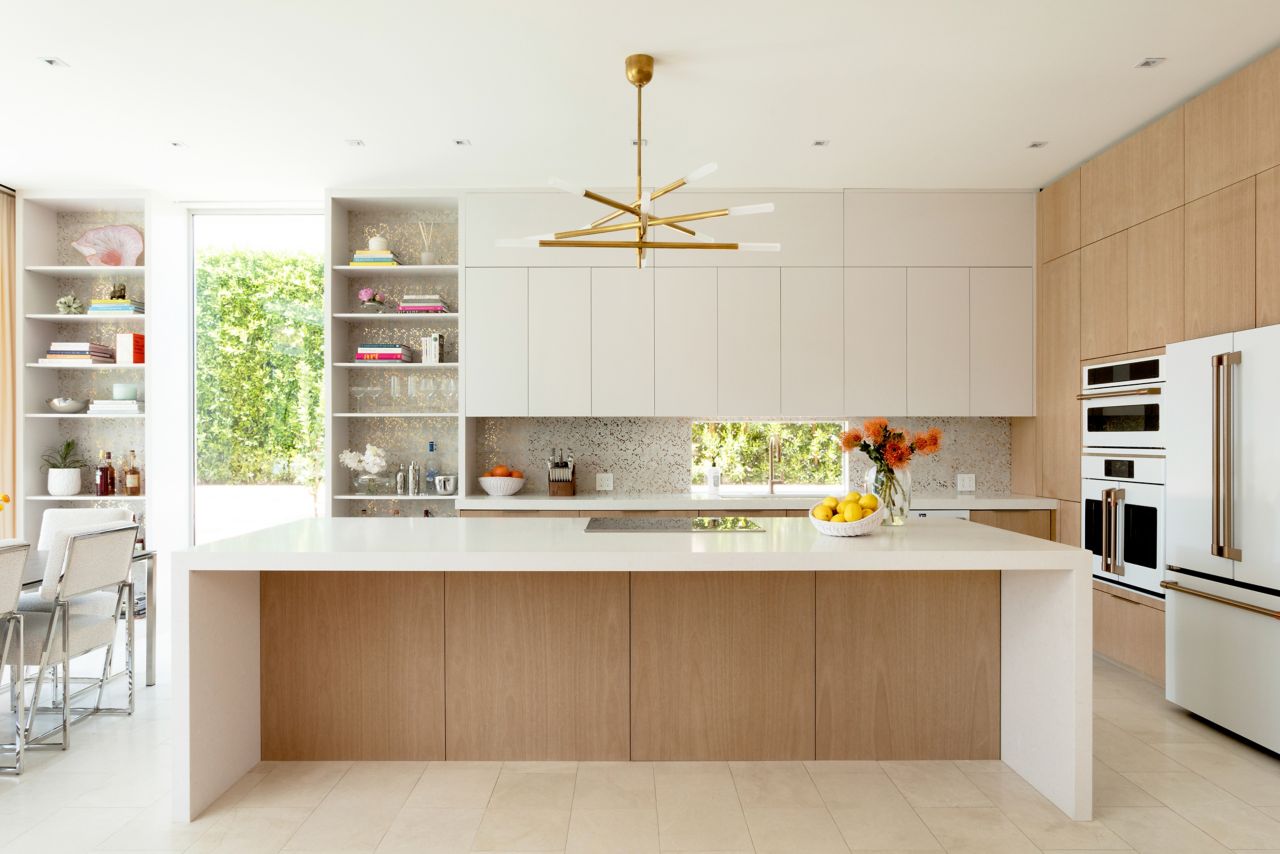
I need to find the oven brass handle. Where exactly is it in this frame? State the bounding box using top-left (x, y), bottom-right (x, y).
top-left (1111, 487), bottom-right (1125, 576)
top-left (1100, 488), bottom-right (1112, 574)
top-left (1076, 387), bottom-right (1163, 401)
top-left (1160, 580), bottom-right (1279, 620)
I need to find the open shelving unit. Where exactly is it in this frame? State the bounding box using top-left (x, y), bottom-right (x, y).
top-left (325, 191), bottom-right (465, 518)
top-left (14, 192), bottom-right (151, 546)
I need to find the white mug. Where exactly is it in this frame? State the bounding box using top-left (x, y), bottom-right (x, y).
top-left (434, 475), bottom-right (456, 495)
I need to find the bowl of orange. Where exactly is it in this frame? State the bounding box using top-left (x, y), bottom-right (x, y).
top-left (478, 465), bottom-right (526, 496)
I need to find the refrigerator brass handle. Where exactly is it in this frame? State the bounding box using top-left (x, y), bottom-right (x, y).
top-left (1223, 351), bottom-right (1242, 561)
top-left (1111, 487), bottom-right (1125, 576)
top-left (1160, 581), bottom-right (1279, 620)
top-left (1211, 354), bottom-right (1224, 558)
top-left (1076, 387), bottom-right (1163, 401)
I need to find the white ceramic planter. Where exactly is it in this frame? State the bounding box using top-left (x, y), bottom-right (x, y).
top-left (47, 468), bottom-right (82, 496)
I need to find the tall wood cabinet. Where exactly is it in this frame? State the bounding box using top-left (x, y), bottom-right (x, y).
top-left (1035, 252), bottom-right (1080, 502)
top-left (1184, 178), bottom-right (1256, 339)
top-left (1080, 108), bottom-right (1183, 244)
top-left (1255, 166), bottom-right (1280, 328)
top-left (1079, 232), bottom-right (1127, 360)
top-left (1036, 171), bottom-right (1080, 264)
top-left (1126, 208), bottom-right (1184, 350)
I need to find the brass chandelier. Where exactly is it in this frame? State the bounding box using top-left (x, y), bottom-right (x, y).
top-left (501, 53), bottom-right (779, 268)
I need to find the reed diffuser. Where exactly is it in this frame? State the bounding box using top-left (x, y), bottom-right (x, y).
top-left (418, 220), bottom-right (435, 265)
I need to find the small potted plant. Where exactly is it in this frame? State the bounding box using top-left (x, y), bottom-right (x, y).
top-left (56, 293), bottom-right (85, 315)
top-left (357, 287), bottom-right (389, 313)
top-left (41, 439), bottom-right (89, 496)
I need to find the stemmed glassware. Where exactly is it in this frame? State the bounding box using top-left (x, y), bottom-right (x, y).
top-left (350, 385), bottom-right (369, 413)
top-left (442, 375), bottom-right (458, 412)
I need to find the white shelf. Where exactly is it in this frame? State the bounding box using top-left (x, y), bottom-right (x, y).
top-left (26, 494), bottom-right (146, 502)
top-left (333, 362), bottom-right (458, 369)
top-left (332, 265), bottom-right (458, 277)
top-left (25, 265), bottom-right (146, 278)
top-left (332, 312), bottom-right (457, 322)
top-left (333, 494), bottom-right (457, 501)
top-left (26, 363), bottom-right (145, 370)
top-left (26, 413), bottom-right (146, 419)
top-left (26, 313), bottom-right (146, 323)
top-left (333, 412), bottom-right (459, 418)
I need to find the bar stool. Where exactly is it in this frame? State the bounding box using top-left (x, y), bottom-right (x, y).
top-left (0, 539), bottom-right (29, 773)
top-left (18, 508), bottom-right (136, 616)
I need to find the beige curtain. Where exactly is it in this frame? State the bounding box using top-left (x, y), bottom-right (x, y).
top-left (0, 191), bottom-right (14, 538)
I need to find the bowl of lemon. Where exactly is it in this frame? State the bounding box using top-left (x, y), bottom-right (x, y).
top-left (810, 491), bottom-right (884, 537)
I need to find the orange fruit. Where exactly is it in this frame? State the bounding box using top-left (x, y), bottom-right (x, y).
top-left (510, 470), bottom-right (524, 479)
top-left (492, 465), bottom-right (511, 477)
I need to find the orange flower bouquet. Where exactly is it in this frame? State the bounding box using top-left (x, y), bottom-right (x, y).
top-left (838, 420), bottom-right (943, 525)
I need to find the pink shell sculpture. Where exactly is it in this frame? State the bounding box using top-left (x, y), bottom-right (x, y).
top-left (71, 225), bottom-right (144, 267)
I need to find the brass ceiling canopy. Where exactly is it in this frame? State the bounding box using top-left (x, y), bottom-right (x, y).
top-left (499, 53), bottom-right (779, 268)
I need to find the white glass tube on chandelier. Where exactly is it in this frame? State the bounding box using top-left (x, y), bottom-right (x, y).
top-left (548, 177), bottom-right (585, 196)
top-left (684, 162), bottom-right (718, 183)
top-left (496, 233), bottom-right (555, 248)
top-left (739, 242), bottom-right (782, 252)
top-left (727, 203), bottom-right (774, 217)
top-left (693, 231), bottom-right (716, 243)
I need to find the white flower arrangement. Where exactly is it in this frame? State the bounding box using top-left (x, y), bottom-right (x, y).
top-left (339, 444), bottom-right (388, 475)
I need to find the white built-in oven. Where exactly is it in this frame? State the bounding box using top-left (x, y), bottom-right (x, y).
top-left (1081, 453), bottom-right (1165, 595)
top-left (1080, 355), bottom-right (1165, 449)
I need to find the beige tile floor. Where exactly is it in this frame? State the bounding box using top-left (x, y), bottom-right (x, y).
top-left (3, 657), bottom-right (1280, 852)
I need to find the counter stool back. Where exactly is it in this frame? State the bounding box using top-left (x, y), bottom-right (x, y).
top-left (0, 539), bottom-right (29, 773)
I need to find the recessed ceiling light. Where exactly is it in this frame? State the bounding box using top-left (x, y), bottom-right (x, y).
top-left (453, 139), bottom-right (472, 146)
top-left (1135, 57), bottom-right (1167, 69)
top-left (1028, 141), bottom-right (1049, 149)
top-left (631, 138), bottom-right (648, 147)
top-left (812, 139), bottom-right (831, 147)
top-left (38, 57), bottom-right (69, 68)
top-left (168, 141), bottom-right (186, 149)
top-left (345, 139), bottom-right (366, 148)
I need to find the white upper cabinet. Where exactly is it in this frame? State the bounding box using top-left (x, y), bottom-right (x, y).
top-left (465, 268), bottom-right (528, 416)
top-left (528, 268), bottom-right (591, 415)
top-left (653, 192), bottom-right (843, 267)
top-left (654, 268), bottom-right (717, 416)
top-left (845, 268), bottom-right (908, 415)
top-left (844, 192), bottom-right (1035, 267)
top-left (907, 268), bottom-right (971, 415)
top-left (591, 268), bottom-right (655, 416)
top-left (718, 268), bottom-right (781, 416)
top-left (465, 192), bottom-right (639, 267)
top-left (970, 268), bottom-right (1034, 415)
top-left (780, 268), bottom-right (843, 415)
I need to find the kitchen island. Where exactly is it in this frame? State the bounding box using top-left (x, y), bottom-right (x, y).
top-left (173, 516), bottom-right (1091, 821)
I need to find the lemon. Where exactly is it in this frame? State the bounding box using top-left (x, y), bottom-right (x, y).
top-left (813, 506), bottom-right (834, 521)
top-left (828, 515), bottom-right (846, 523)
top-left (842, 507), bottom-right (861, 523)
top-left (836, 501), bottom-right (850, 515)
top-left (862, 507), bottom-right (876, 519)
top-left (858, 493), bottom-right (879, 511)
top-left (822, 497), bottom-right (839, 509)
top-left (845, 491), bottom-right (862, 502)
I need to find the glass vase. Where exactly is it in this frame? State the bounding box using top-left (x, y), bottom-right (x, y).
top-left (863, 465), bottom-right (911, 526)
top-left (352, 472), bottom-right (392, 495)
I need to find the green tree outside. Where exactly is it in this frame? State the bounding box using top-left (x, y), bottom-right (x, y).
top-left (691, 422), bottom-right (844, 486)
top-left (194, 250), bottom-right (325, 488)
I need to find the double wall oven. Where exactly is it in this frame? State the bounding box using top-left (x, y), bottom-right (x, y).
top-left (1080, 355), bottom-right (1166, 596)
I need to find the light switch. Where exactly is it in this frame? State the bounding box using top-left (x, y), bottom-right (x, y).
top-left (596, 472), bottom-right (614, 491)
top-left (956, 473), bottom-right (976, 493)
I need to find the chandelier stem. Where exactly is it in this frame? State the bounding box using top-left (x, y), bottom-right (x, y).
top-left (636, 85), bottom-right (644, 268)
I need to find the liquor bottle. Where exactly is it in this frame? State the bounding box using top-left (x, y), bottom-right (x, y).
top-left (425, 440), bottom-right (439, 491)
top-left (124, 450), bottom-right (142, 496)
top-left (95, 451), bottom-right (116, 496)
top-left (395, 464), bottom-right (407, 496)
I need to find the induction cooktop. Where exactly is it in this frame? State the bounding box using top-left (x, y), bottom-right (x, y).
top-left (583, 516), bottom-right (765, 533)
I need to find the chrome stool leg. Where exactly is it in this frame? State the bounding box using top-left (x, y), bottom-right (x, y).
top-left (0, 614), bottom-right (22, 774)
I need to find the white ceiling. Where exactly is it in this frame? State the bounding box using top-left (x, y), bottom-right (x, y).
top-left (5, 0), bottom-right (1280, 200)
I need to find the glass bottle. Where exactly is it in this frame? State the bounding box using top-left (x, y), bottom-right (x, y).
top-left (96, 451), bottom-right (116, 496)
top-left (124, 449), bottom-right (142, 496)
top-left (396, 464), bottom-right (407, 496)
top-left (425, 440), bottom-right (439, 489)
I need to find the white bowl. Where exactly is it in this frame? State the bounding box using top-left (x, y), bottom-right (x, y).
top-left (479, 476), bottom-right (525, 496)
top-left (808, 502), bottom-right (885, 537)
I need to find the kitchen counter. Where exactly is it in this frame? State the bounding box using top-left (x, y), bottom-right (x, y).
top-left (173, 517), bottom-right (1091, 824)
top-left (454, 490), bottom-right (1058, 512)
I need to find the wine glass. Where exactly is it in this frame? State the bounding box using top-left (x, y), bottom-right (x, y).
top-left (350, 385), bottom-right (368, 413)
top-left (389, 375), bottom-right (403, 410)
top-left (365, 382), bottom-right (383, 413)
top-left (443, 375), bottom-right (458, 412)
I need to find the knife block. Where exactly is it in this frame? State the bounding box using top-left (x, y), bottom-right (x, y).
top-left (548, 475), bottom-right (576, 496)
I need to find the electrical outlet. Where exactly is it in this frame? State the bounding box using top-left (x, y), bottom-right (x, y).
top-left (596, 472), bottom-right (614, 491)
top-left (956, 473), bottom-right (976, 493)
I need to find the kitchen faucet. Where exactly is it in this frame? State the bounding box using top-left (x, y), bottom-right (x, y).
top-left (767, 433), bottom-right (784, 495)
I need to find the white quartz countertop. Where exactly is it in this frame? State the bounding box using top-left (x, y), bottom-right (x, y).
top-left (175, 516), bottom-right (1087, 573)
top-left (453, 491), bottom-right (1058, 511)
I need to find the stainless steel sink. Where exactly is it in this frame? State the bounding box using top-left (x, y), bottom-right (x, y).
top-left (583, 516), bottom-right (765, 533)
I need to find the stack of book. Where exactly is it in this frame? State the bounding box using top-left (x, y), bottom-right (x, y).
top-left (88, 399), bottom-right (144, 415)
top-left (397, 294), bottom-right (450, 314)
top-left (38, 341), bottom-right (115, 366)
top-left (348, 249), bottom-right (400, 267)
top-left (115, 333), bottom-right (145, 365)
top-left (354, 344), bottom-right (411, 362)
top-left (89, 297), bottom-right (145, 315)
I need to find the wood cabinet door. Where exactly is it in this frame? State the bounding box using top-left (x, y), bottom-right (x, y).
top-left (845, 268), bottom-right (907, 415)
top-left (528, 268), bottom-right (591, 415)
top-left (1037, 171), bottom-right (1081, 264)
top-left (1036, 252), bottom-right (1081, 502)
top-left (591, 268), bottom-right (654, 416)
top-left (970, 268), bottom-right (1034, 415)
top-left (718, 268), bottom-right (781, 416)
top-left (906, 268), bottom-right (969, 415)
top-left (465, 268), bottom-right (528, 416)
top-left (1127, 207), bottom-right (1184, 350)
top-left (780, 268), bottom-right (843, 416)
top-left (654, 268), bottom-right (717, 416)
top-left (1080, 108), bottom-right (1183, 244)
top-left (970, 509), bottom-right (1052, 540)
top-left (1256, 166), bottom-right (1280, 328)
top-left (1184, 48), bottom-right (1280, 203)
top-left (1080, 232), bottom-right (1128, 360)
top-left (1185, 178), bottom-right (1256, 339)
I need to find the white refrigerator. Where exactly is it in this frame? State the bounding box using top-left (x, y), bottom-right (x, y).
top-left (1165, 324), bottom-right (1280, 751)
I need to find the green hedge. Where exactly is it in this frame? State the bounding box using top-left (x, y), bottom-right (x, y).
top-left (194, 250), bottom-right (325, 485)
top-left (691, 422), bottom-right (843, 486)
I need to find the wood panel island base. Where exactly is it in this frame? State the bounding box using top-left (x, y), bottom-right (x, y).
top-left (173, 517), bottom-right (1092, 821)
